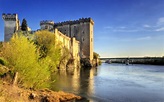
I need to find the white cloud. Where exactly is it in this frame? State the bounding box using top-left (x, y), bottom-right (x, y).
top-left (157, 17), bottom-right (164, 25)
top-left (104, 26), bottom-right (113, 29)
top-left (113, 29), bottom-right (139, 32)
top-left (143, 24), bottom-right (151, 28)
top-left (155, 27), bottom-right (164, 31)
top-left (119, 36), bottom-right (152, 42)
top-left (119, 26), bottom-right (126, 29)
top-left (136, 36), bottom-right (151, 40)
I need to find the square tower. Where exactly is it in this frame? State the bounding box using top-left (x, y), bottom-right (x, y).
top-left (54, 18), bottom-right (94, 61)
top-left (2, 13), bottom-right (19, 41)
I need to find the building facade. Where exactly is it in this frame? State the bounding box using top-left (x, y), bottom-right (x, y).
top-left (54, 18), bottom-right (94, 61)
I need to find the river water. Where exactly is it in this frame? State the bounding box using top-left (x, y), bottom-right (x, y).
top-left (52, 63), bottom-right (164, 102)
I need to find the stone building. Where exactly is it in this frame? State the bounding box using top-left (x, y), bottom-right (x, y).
top-left (2, 13), bottom-right (94, 63)
top-left (54, 29), bottom-right (80, 68)
top-left (2, 13), bottom-right (20, 41)
top-left (54, 18), bottom-right (94, 61)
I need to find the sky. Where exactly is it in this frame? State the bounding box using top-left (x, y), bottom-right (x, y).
top-left (0, 0), bottom-right (164, 58)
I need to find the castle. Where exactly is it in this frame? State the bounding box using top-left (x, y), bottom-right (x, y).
top-left (2, 13), bottom-right (94, 63)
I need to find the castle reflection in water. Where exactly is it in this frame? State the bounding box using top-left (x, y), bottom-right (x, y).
top-left (51, 67), bottom-right (97, 97)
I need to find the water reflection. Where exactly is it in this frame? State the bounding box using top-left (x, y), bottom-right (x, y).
top-left (51, 67), bottom-right (98, 99)
top-left (51, 64), bottom-right (164, 102)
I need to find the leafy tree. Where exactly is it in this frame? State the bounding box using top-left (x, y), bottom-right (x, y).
top-left (93, 52), bottom-right (100, 59)
top-left (1, 33), bottom-right (50, 89)
top-left (34, 30), bottom-right (62, 71)
top-left (21, 18), bottom-right (28, 31)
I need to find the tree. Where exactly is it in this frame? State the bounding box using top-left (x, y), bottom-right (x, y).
top-left (21, 18), bottom-right (28, 31)
top-left (34, 30), bottom-right (62, 71)
top-left (93, 52), bottom-right (100, 59)
top-left (1, 33), bottom-right (50, 89)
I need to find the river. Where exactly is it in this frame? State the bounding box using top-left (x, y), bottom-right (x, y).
top-left (52, 63), bottom-right (164, 102)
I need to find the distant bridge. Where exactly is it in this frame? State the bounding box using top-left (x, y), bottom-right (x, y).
top-left (100, 57), bottom-right (164, 65)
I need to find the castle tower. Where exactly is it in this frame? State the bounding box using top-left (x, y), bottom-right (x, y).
top-left (78, 18), bottom-right (94, 61)
top-left (54, 18), bottom-right (94, 61)
top-left (40, 20), bottom-right (54, 31)
top-left (2, 13), bottom-right (19, 41)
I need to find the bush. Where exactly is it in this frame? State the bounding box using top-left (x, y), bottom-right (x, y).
top-left (1, 34), bottom-right (50, 89)
top-left (0, 57), bottom-right (8, 66)
top-left (34, 30), bottom-right (62, 71)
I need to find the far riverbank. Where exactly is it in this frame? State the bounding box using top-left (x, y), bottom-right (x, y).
top-left (101, 57), bottom-right (164, 65)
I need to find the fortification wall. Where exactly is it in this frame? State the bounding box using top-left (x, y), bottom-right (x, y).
top-left (55, 29), bottom-right (71, 49)
top-left (54, 18), bottom-right (94, 61)
top-left (71, 37), bottom-right (80, 63)
top-left (54, 29), bottom-right (80, 68)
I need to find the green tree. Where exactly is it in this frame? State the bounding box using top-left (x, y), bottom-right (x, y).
top-left (34, 30), bottom-right (62, 71)
top-left (21, 18), bottom-right (28, 31)
top-left (93, 52), bottom-right (100, 59)
top-left (1, 33), bottom-right (50, 89)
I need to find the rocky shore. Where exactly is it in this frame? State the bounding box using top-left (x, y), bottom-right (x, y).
top-left (0, 81), bottom-right (82, 102)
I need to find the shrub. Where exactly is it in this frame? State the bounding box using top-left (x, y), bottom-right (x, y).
top-left (1, 34), bottom-right (50, 89)
top-left (0, 57), bottom-right (8, 66)
top-left (34, 30), bottom-right (62, 71)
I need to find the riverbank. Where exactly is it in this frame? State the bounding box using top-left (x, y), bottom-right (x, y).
top-left (0, 81), bottom-right (81, 102)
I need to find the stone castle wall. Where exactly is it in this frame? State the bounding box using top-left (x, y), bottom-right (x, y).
top-left (54, 29), bottom-right (80, 68)
top-left (2, 13), bottom-right (20, 41)
top-left (54, 18), bottom-right (94, 61)
top-left (54, 29), bottom-right (80, 60)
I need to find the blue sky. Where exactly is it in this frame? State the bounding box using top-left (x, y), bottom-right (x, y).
top-left (0, 0), bottom-right (164, 58)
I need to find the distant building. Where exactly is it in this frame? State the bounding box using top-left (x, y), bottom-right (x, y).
top-left (2, 13), bottom-right (94, 62)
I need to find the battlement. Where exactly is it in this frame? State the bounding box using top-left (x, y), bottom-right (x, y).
top-left (54, 17), bottom-right (94, 26)
top-left (2, 13), bottom-right (18, 21)
top-left (40, 20), bottom-right (54, 26)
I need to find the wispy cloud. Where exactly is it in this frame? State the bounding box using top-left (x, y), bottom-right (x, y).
top-left (136, 36), bottom-right (151, 40)
top-left (118, 26), bottom-right (126, 29)
top-left (119, 36), bottom-right (152, 42)
top-left (155, 27), bottom-right (164, 31)
top-left (143, 24), bottom-right (151, 28)
top-left (104, 17), bottom-right (164, 33)
top-left (104, 26), bottom-right (113, 29)
top-left (142, 17), bottom-right (164, 32)
top-left (113, 29), bottom-right (139, 32)
top-left (157, 17), bottom-right (164, 25)
top-left (96, 35), bottom-right (153, 42)
top-left (95, 36), bottom-right (117, 40)
top-left (104, 26), bottom-right (139, 32)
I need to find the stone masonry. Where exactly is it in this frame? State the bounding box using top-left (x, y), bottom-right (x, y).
top-left (2, 13), bottom-right (20, 41)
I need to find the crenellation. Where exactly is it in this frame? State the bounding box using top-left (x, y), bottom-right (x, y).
top-left (54, 17), bottom-right (94, 26)
top-left (40, 20), bottom-right (54, 26)
top-left (2, 13), bottom-right (18, 21)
